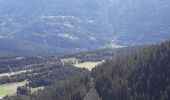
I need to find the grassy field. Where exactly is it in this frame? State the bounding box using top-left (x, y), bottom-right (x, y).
top-left (0, 90), bottom-right (14, 95)
top-left (0, 80), bottom-right (27, 98)
top-left (31, 87), bottom-right (44, 94)
top-left (74, 61), bottom-right (103, 71)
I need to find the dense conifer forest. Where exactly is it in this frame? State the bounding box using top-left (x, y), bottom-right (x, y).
top-left (92, 40), bottom-right (170, 100)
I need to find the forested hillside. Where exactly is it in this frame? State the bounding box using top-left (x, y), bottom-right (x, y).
top-left (92, 40), bottom-right (170, 100)
top-left (4, 41), bottom-right (170, 100)
top-left (0, 46), bottom-right (136, 99)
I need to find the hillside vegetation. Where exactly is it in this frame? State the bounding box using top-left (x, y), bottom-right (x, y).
top-left (3, 40), bottom-right (170, 100)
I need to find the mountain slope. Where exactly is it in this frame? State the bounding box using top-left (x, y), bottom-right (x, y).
top-left (0, 0), bottom-right (170, 55)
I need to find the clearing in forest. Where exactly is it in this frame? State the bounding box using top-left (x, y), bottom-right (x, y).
top-left (74, 61), bottom-right (103, 71)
